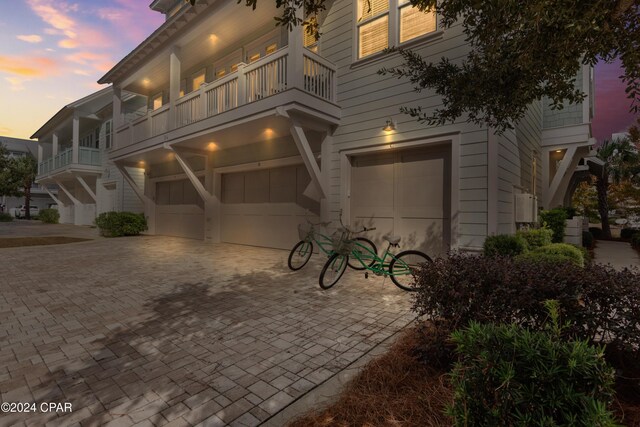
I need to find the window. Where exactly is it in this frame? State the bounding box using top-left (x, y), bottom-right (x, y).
top-left (398, 0), bottom-right (436, 43)
top-left (192, 69), bottom-right (206, 92)
top-left (230, 63), bottom-right (239, 73)
top-left (249, 52), bottom-right (261, 63)
top-left (152, 93), bottom-right (163, 110)
top-left (357, 0), bottom-right (389, 58)
top-left (356, 0), bottom-right (436, 59)
top-left (303, 19), bottom-right (318, 52)
top-left (265, 43), bottom-right (278, 55)
top-left (216, 69), bottom-right (226, 79)
top-left (105, 120), bottom-right (112, 149)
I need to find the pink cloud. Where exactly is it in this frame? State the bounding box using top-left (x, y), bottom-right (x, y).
top-left (17, 34), bottom-right (43, 43)
top-left (0, 54), bottom-right (60, 77)
top-left (97, 0), bottom-right (163, 43)
top-left (65, 51), bottom-right (116, 73)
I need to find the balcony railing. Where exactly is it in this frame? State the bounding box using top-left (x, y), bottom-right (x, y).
top-left (116, 46), bottom-right (337, 147)
top-left (37, 147), bottom-right (101, 176)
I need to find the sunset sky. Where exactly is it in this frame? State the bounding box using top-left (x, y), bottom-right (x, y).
top-left (0, 0), bottom-right (637, 141)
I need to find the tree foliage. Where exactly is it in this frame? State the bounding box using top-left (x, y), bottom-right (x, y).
top-left (188, 0), bottom-right (640, 132)
top-left (0, 146), bottom-right (38, 219)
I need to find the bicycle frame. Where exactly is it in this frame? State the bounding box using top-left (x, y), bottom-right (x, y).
top-left (349, 240), bottom-right (413, 278)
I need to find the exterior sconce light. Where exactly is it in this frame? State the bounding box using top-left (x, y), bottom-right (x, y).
top-left (382, 119), bottom-right (396, 132)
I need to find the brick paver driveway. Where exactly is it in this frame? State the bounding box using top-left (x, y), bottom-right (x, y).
top-left (0, 234), bottom-right (413, 426)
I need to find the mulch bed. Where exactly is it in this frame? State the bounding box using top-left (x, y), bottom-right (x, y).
top-left (288, 328), bottom-right (452, 427)
top-left (289, 326), bottom-right (640, 427)
top-left (0, 237), bottom-right (92, 248)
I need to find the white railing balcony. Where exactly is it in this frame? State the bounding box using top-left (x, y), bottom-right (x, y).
top-left (37, 147), bottom-right (101, 177)
top-left (116, 46), bottom-right (338, 147)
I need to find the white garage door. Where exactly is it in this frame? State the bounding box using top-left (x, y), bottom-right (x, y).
top-left (221, 164), bottom-right (319, 249)
top-left (350, 145), bottom-right (451, 256)
top-left (155, 178), bottom-right (204, 240)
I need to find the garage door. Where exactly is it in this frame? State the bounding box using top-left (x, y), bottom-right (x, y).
top-left (221, 164), bottom-right (319, 249)
top-left (155, 178), bottom-right (204, 240)
top-left (350, 145), bottom-right (451, 256)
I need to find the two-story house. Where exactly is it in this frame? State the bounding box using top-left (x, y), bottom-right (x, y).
top-left (33, 88), bottom-right (145, 225)
top-left (39, 0), bottom-right (597, 253)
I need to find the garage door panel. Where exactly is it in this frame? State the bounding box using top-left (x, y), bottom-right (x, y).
top-left (270, 166), bottom-right (297, 203)
top-left (222, 174), bottom-right (244, 203)
top-left (156, 204), bottom-right (204, 240)
top-left (353, 216), bottom-right (394, 251)
top-left (245, 170), bottom-right (270, 203)
top-left (396, 217), bottom-right (448, 255)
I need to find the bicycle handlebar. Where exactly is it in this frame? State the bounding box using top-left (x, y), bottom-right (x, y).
top-left (338, 209), bottom-right (376, 234)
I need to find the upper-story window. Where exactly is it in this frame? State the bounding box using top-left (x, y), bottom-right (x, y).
top-left (304, 19), bottom-right (318, 52)
top-left (105, 120), bottom-right (112, 150)
top-left (356, 0), bottom-right (436, 59)
top-left (152, 93), bottom-right (163, 110)
top-left (191, 69), bottom-right (206, 92)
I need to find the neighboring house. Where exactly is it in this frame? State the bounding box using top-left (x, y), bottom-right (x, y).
top-left (37, 0), bottom-right (595, 253)
top-left (0, 136), bottom-right (57, 214)
top-left (33, 88), bottom-right (145, 225)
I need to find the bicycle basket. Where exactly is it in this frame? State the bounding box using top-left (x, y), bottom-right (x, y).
top-left (298, 222), bottom-right (313, 242)
top-left (331, 230), bottom-right (354, 255)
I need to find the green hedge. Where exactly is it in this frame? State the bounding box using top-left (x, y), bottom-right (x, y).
top-left (583, 230), bottom-right (594, 249)
top-left (95, 211), bottom-right (147, 237)
top-left (38, 208), bottom-right (59, 224)
top-left (539, 208), bottom-right (568, 243)
top-left (483, 234), bottom-right (528, 257)
top-left (621, 227), bottom-right (639, 239)
top-left (632, 232), bottom-right (640, 250)
top-left (516, 228), bottom-right (553, 249)
top-left (448, 304), bottom-right (616, 426)
top-left (529, 243), bottom-right (585, 267)
top-left (0, 212), bottom-right (13, 222)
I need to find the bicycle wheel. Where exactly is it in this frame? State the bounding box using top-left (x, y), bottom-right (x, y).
top-left (319, 253), bottom-right (349, 289)
top-left (348, 237), bottom-right (378, 270)
top-left (389, 250), bottom-right (431, 291)
top-left (288, 241), bottom-right (313, 271)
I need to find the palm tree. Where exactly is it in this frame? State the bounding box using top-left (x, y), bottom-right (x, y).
top-left (596, 138), bottom-right (639, 238)
top-left (10, 155), bottom-right (38, 220)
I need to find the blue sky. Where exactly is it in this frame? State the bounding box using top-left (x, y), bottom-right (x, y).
top-left (0, 0), bottom-right (637, 141)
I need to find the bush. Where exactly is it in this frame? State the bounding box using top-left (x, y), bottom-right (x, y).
top-left (539, 208), bottom-right (568, 243)
top-left (516, 227), bottom-right (553, 249)
top-left (583, 230), bottom-right (594, 248)
top-left (533, 243), bottom-right (584, 267)
top-left (38, 208), bottom-right (59, 224)
top-left (483, 234), bottom-right (528, 257)
top-left (562, 206), bottom-right (578, 219)
top-left (621, 227), bottom-right (639, 239)
top-left (590, 226), bottom-right (604, 239)
top-left (515, 251), bottom-right (577, 266)
top-left (413, 253), bottom-right (640, 361)
top-left (448, 303), bottom-right (616, 426)
top-left (0, 212), bottom-right (13, 222)
top-left (95, 211), bottom-right (147, 237)
top-left (632, 233), bottom-right (640, 250)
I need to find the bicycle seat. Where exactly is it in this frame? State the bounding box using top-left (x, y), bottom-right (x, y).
top-left (384, 235), bottom-right (401, 245)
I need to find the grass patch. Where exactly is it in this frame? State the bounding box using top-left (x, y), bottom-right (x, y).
top-left (288, 328), bottom-right (452, 427)
top-left (0, 237), bottom-right (92, 248)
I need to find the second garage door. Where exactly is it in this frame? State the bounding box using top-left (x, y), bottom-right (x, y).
top-left (350, 144), bottom-right (451, 256)
top-left (221, 164), bottom-right (319, 249)
top-left (155, 178), bottom-right (205, 240)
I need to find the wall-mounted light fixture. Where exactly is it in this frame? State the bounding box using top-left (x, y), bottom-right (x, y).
top-left (382, 119), bottom-right (397, 132)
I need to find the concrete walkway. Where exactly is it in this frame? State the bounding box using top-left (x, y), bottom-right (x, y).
top-left (593, 240), bottom-right (640, 270)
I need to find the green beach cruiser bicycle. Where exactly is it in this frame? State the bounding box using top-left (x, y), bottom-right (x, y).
top-left (288, 218), bottom-right (377, 271)
top-left (319, 221), bottom-right (432, 291)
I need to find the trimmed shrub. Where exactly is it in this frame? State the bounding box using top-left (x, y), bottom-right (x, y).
top-left (516, 227), bottom-right (553, 249)
top-left (0, 212), bottom-right (13, 222)
top-left (448, 305), bottom-right (616, 426)
top-left (413, 253), bottom-right (640, 360)
top-left (583, 230), bottom-right (594, 249)
top-left (95, 211), bottom-right (147, 237)
top-left (515, 251), bottom-right (576, 266)
top-left (539, 208), bottom-right (568, 243)
top-left (621, 227), bottom-right (639, 239)
top-left (483, 234), bottom-right (528, 257)
top-left (532, 243), bottom-right (584, 267)
top-left (38, 208), bottom-right (59, 224)
top-left (590, 226), bottom-right (604, 239)
top-left (632, 232), bottom-right (640, 250)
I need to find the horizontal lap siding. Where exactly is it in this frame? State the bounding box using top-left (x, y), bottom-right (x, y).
top-left (320, 1), bottom-right (488, 250)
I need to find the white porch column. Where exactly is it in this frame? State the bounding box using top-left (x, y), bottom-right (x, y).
top-left (72, 114), bottom-right (80, 164)
top-left (169, 46), bottom-right (181, 128)
top-left (320, 133), bottom-right (332, 222)
top-left (37, 143), bottom-right (43, 164)
top-left (286, 8), bottom-right (304, 90)
top-left (52, 133), bottom-right (58, 156)
top-left (113, 86), bottom-right (122, 131)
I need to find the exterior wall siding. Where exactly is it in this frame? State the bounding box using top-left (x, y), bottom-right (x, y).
top-left (542, 71), bottom-right (584, 128)
top-left (320, 0), bottom-right (489, 250)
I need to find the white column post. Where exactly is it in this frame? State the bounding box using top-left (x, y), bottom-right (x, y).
top-left (113, 86), bottom-right (123, 130)
top-left (237, 63), bottom-right (246, 106)
top-left (52, 133), bottom-right (58, 156)
top-left (320, 132), bottom-right (331, 222)
top-left (72, 114), bottom-right (80, 164)
top-left (169, 46), bottom-right (182, 129)
top-left (37, 143), bottom-right (43, 175)
top-left (286, 7), bottom-right (305, 90)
